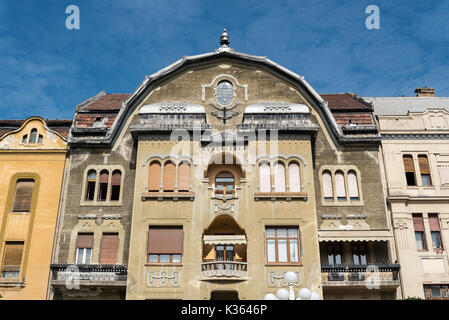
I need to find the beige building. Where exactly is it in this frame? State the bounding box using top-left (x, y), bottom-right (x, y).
top-left (0, 117), bottom-right (71, 299)
top-left (366, 88), bottom-right (449, 300)
top-left (51, 31), bottom-right (398, 300)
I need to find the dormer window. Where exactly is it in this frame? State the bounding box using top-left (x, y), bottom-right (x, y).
top-left (21, 129), bottom-right (43, 144)
top-left (29, 129), bottom-right (37, 143)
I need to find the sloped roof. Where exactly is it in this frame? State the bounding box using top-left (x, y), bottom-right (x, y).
top-left (321, 93), bottom-right (373, 111)
top-left (363, 96), bottom-right (449, 115)
top-left (77, 92), bottom-right (130, 111)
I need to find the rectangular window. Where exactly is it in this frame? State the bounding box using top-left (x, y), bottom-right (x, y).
top-left (403, 155), bottom-right (416, 186)
top-left (100, 233), bottom-right (119, 264)
top-left (266, 227), bottom-right (300, 264)
top-left (418, 155), bottom-right (432, 186)
top-left (12, 180), bottom-right (35, 212)
top-left (429, 214), bottom-right (443, 250)
top-left (327, 243), bottom-right (343, 265)
top-left (424, 285), bottom-right (449, 300)
top-left (413, 214), bottom-right (427, 251)
top-left (76, 233), bottom-right (93, 264)
top-left (351, 243), bottom-right (367, 265)
top-left (148, 227), bottom-right (183, 264)
top-left (1, 242), bottom-right (24, 279)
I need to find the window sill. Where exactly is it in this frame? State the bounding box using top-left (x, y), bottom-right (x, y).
top-left (0, 279), bottom-right (25, 287)
top-left (80, 201), bottom-right (122, 207)
top-left (265, 263), bottom-right (302, 266)
top-left (141, 192), bottom-right (195, 201)
top-left (145, 263), bottom-right (183, 267)
top-left (254, 192), bottom-right (308, 201)
top-left (321, 199), bottom-right (364, 207)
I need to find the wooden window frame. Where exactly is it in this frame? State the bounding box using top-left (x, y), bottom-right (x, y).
top-left (265, 227), bottom-right (300, 265)
top-left (418, 154), bottom-right (432, 186)
top-left (351, 243), bottom-right (368, 265)
top-left (403, 154), bottom-right (417, 186)
top-left (424, 284), bottom-right (449, 300)
top-left (413, 213), bottom-right (428, 251)
top-left (147, 227), bottom-right (183, 265)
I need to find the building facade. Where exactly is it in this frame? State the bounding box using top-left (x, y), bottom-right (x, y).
top-left (47, 31), bottom-right (398, 300)
top-left (366, 88), bottom-right (449, 300)
top-left (0, 117), bottom-right (71, 299)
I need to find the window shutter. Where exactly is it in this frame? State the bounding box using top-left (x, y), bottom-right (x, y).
top-left (178, 163), bottom-right (190, 191)
top-left (348, 171), bottom-right (359, 198)
top-left (2, 242), bottom-right (24, 268)
top-left (77, 234), bottom-right (94, 249)
top-left (412, 214), bottom-right (425, 232)
top-left (99, 171), bottom-right (109, 183)
top-left (288, 163), bottom-right (301, 192)
top-left (322, 171), bottom-right (333, 198)
top-left (112, 171), bottom-right (121, 186)
top-left (274, 163), bottom-right (286, 192)
top-left (403, 155), bottom-right (415, 173)
top-left (335, 172), bottom-right (346, 198)
top-left (429, 214), bottom-right (441, 231)
top-left (100, 234), bottom-right (119, 264)
top-left (148, 162), bottom-right (161, 191)
top-left (259, 163), bottom-right (271, 192)
top-left (163, 162), bottom-right (176, 191)
top-left (418, 155), bottom-right (430, 174)
top-left (148, 227), bottom-right (183, 254)
top-left (12, 180), bottom-right (35, 212)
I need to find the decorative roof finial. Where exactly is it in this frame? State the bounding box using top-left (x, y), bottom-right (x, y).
top-left (220, 28), bottom-right (230, 47)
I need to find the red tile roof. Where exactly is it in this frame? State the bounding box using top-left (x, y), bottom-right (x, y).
top-left (75, 113), bottom-right (118, 128)
top-left (333, 112), bottom-right (374, 127)
top-left (321, 93), bottom-right (373, 111)
top-left (78, 93), bottom-right (130, 111)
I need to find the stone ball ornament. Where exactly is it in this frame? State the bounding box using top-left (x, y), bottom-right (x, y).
top-left (298, 288), bottom-right (311, 300)
top-left (275, 288), bottom-right (290, 300)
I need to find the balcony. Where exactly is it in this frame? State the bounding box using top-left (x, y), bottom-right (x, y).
top-left (201, 261), bottom-right (248, 279)
top-left (50, 264), bottom-right (127, 287)
top-left (321, 264), bottom-right (400, 289)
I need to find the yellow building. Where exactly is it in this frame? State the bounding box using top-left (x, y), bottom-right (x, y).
top-left (0, 117), bottom-right (71, 299)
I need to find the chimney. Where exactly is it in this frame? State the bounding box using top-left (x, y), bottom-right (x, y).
top-left (415, 86), bottom-right (435, 97)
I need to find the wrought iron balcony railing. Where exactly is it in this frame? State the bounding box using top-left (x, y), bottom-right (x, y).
top-left (50, 264), bottom-right (127, 286)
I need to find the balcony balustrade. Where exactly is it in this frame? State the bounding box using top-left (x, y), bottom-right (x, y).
top-left (50, 264), bottom-right (127, 287)
top-left (321, 264), bottom-right (400, 288)
top-left (201, 261), bottom-right (248, 279)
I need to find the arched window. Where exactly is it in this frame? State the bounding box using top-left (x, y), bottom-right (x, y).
top-left (111, 170), bottom-right (121, 201)
top-left (178, 163), bottom-right (190, 192)
top-left (259, 162), bottom-right (271, 192)
top-left (148, 161), bottom-right (161, 192)
top-left (29, 129), bottom-right (37, 144)
top-left (38, 134), bottom-right (43, 144)
top-left (347, 170), bottom-right (359, 200)
top-left (288, 162), bottom-right (301, 192)
top-left (215, 171), bottom-right (234, 194)
top-left (274, 162), bottom-right (286, 192)
top-left (163, 162), bottom-right (175, 192)
top-left (322, 170), bottom-right (333, 201)
top-left (85, 170), bottom-right (97, 201)
top-left (98, 170), bottom-right (109, 201)
top-left (22, 135), bottom-right (28, 144)
top-left (335, 171), bottom-right (346, 201)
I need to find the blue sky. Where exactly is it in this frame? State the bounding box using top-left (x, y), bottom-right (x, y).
top-left (0, 0), bottom-right (448, 119)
